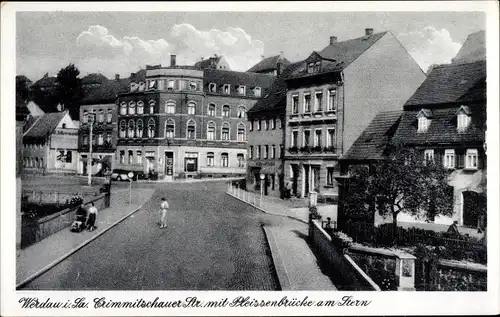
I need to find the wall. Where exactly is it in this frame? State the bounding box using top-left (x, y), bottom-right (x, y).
top-left (424, 260), bottom-right (487, 291)
top-left (348, 246), bottom-right (398, 290)
top-left (343, 32), bottom-right (426, 154)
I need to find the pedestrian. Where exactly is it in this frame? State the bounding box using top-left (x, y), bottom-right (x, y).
top-left (447, 220), bottom-right (460, 237)
top-left (86, 202), bottom-right (98, 231)
top-left (159, 197), bottom-right (169, 229)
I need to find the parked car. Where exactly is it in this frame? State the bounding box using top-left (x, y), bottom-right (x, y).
top-left (110, 169), bottom-right (146, 181)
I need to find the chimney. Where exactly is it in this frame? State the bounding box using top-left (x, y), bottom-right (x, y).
top-left (170, 54), bottom-right (176, 67)
top-left (115, 74), bottom-right (120, 81)
top-left (365, 28), bottom-right (374, 36)
top-left (329, 36), bottom-right (338, 45)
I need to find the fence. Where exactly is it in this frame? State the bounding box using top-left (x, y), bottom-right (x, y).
top-left (21, 192), bottom-right (110, 249)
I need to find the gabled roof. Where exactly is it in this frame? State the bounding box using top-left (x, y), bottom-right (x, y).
top-left (248, 61), bottom-right (303, 115)
top-left (23, 111), bottom-right (69, 139)
top-left (81, 78), bottom-right (130, 105)
top-left (195, 56), bottom-right (222, 70)
top-left (247, 55), bottom-right (291, 73)
top-left (452, 30), bottom-right (485, 64)
top-left (404, 61), bottom-right (486, 108)
top-left (82, 73), bottom-right (108, 84)
top-left (392, 107), bottom-right (485, 145)
top-left (203, 69), bottom-right (274, 98)
top-left (342, 110), bottom-right (403, 161)
top-left (33, 73), bottom-right (57, 87)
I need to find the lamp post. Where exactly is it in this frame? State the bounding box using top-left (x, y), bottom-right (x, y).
top-left (128, 172), bottom-right (134, 205)
top-left (260, 173), bottom-right (265, 205)
top-left (87, 114), bottom-right (95, 186)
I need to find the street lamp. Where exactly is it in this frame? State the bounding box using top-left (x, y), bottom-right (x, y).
top-left (260, 173), bottom-right (265, 203)
top-left (128, 172), bottom-right (134, 205)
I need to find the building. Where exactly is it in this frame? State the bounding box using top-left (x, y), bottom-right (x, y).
top-left (452, 30), bottom-right (485, 64)
top-left (77, 74), bottom-right (129, 175)
top-left (247, 53), bottom-right (291, 76)
top-left (23, 110), bottom-right (79, 174)
top-left (283, 28), bottom-right (427, 198)
top-left (115, 55), bottom-right (274, 180)
top-left (194, 54), bottom-right (231, 70)
top-left (246, 62), bottom-right (302, 197)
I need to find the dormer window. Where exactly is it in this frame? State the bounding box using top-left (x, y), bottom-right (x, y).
top-left (167, 80), bottom-right (175, 90)
top-left (254, 87), bottom-right (261, 97)
top-left (138, 82), bottom-right (145, 92)
top-left (307, 63), bottom-right (314, 74)
top-left (209, 83), bottom-right (216, 92)
top-left (148, 80), bottom-right (157, 90)
top-left (223, 84), bottom-right (231, 94)
top-left (314, 61), bottom-right (321, 73)
top-left (238, 85), bottom-right (246, 95)
top-left (416, 109), bottom-right (432, 132)
top-left (457, 106), bottom-right (472, 130)
top-left (189, 81), bottom-right (197, 91)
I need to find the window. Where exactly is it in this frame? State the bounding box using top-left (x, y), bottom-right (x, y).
top-left (128, 101), bottom-right (136, 115)
top-left (303, 130), bottom-right (311, 147)
top-left (120, 151), bottom-right (125, 164)
top-left (237, 123), bottom-right (246, 142)
top-left (83, 135), bottom-right (88, 145)
top-left (328, 89), bottom-right (337, 111)
top-left (315, 129), bottom-right (322, 147)
top-left (271, 145), bottom-right (276, 159)
top-left (221, 122), bottom-right (230, 140)
top-left (458, 113), bottom-right (471, 130)
top-left (223, 84), bottom-right (230, 95)
top-left (466, 149), bottom-right (478, 169)
top-left (280, 145), bottom-right (284, 158)
top-left (292, 95), bottom-right (299, 114)
top-left (83, 111), bottom-right (88, 123)
top-left (292, 130), bottom-right (298, 147)
top-left (187, 120), bottom-right (196, 139)
top-left (189, 81), bottom-right (197, 91)
top-left (98, 109), bottom-right (104, 122)
top-left (188, 102), bottom-right (196, 115)
top-left (137, 151), bottom-right (143, 165)
top-left (62, 123), bottom-right (67, 129)
top-left (209, 83), bottom-right (216, 93)
top-left (148, 80), bottom-right (157, 90)
top-left (119, 120), bottom-right (127, 138)
top-left (238, 85), bottom-right (246, 95)
top-left (249, 146), bottom-right (254, 159)
top-left (128, 120), bottom-right (135, 138)
top-left (307, 63), bottom-right (314, 74)
top-left (314, 61), bottom-right (321, 73)
top-left (315, 92), bottom-right (323, 112)
top-left (167, 80), bottom-right (175, 90)
top-left (148, 118), bottom-right (156, 138)
top-left (107, 109), bottom-right (113, 123)
top-left (207, 152), bottom-right (215, 167)
top-left (165, 101), bottom-right (176, 114)
top-left (237, 153), bottom-right (245, 167)
top-left (237, 106), bottom-right (246, 118)
top-left (149, 100), bottom-right (155, 114)
top-left (165, 119), bottom-right (175, 139)
top-left (257, 120), bottom-right (261, 131)
top-left (184, 153), bottom-right (198, 172)
top-left (327, 128), bottom-right (335, 148)
top-left (304, 94), bottom-right (311, 113)
top-left (128, 150), bottom-right (133, 164)
top-left (207, 122), bottom-right (216, 140)
top-left (222, 105), bottom-right (230, 117)
top-left (97, 134), bottom-right (103, 145)
top-left (327, 167), bottom-right (334, 185)
top-left (106, 133), bottom-right (112, 144)
top-left (444, 149), bottom-right (455, 169)
top-left (254, 87), bottom-right (261, 97)
top-left (264, 145), bottom-right (269, 159)
top-left (256, 145), bottom-right (261, 159)
top-left (137, 101), bottom-right (144, 115)
top-left (136, 119), bottom-right (144, 138)
top-left (263, 119), bottom-right (268, 130)
top-left (208, 104), bottom-right (216, 116)
top-left (418, 116), bottom-right (430, 132)
top-left (249, 120), bottom-right (253, 131)
top-left (120, 102), bottom-right (127, 115)
top-left (424, 149), bottom-right (434, 163)
top-left (277, 118), bottom-right (282, 129)
top-left (221, 153), bottom-right (229, 167)
top-left (271, 118), bottom-right (276, 130)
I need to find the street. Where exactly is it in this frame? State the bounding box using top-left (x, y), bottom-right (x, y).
top-left (23, 181), bottom-right (298, 290)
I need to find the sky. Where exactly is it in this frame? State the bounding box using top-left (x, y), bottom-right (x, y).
top-left (16, 11), bottom-right (486, 81)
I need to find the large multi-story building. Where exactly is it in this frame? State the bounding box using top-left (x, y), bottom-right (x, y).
top-left (115, 55), bottom-right (274, 180)
top-left (283, 28), bottom-right (427, 198)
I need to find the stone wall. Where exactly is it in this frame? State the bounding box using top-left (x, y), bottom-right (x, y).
top-left (348, 247), bottom-right (398, 291)
top-left (426, 260), bottom-right (487, 291)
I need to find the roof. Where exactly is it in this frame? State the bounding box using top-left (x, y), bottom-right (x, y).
top-left (404, 61), bottom-right (486, 108)
top-left (452, 30), bottom-right (485, 64)
top-left (195, 56), bottom-right (222, 70)
top-left (23, 111), bottom-right (68, 139)
top-left (130, 69), bottom-right (147, 82)
top-left (81, 73), bottom-right (108, 84)
top-left (247, 55), bottom-right (291, 73)
top-left (248, 61), bottom-right (303, 115)
top-left (203, 69), bottom-right (274, 97)
top-left (16, 75), bottom-right (33, 87)
top-left (342, 110), bottom-right (403, 161)
top-left (392, 107), bottom-right (485, 145)
top-left (81, 78), bottom-right (130, 105)
top-left (33, 73), bottom-right (57, 87)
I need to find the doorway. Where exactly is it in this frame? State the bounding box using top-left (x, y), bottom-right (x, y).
top-left (165, 152), bottom-right (174, 181)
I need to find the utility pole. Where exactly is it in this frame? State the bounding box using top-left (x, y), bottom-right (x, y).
top-left (87, 114), bottom-right (94, 186)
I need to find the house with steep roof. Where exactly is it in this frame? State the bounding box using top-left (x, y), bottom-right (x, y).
top-left (283, 28), bottom-right (426, 198)
top-left (247, 53), bottom-right (291, 76)
top-left (195, 55), bottom-right (231, 70)
top-left (23, 110), bottom-right (79, 174)
top-left (452, 30), bottom-right (485, 64)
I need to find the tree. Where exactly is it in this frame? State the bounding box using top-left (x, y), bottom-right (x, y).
top-left (56, 64), bottom-right (83, 119)
top-left (344, 147), bottom-right (454, 231)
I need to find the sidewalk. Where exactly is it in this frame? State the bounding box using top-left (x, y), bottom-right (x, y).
top-left (227, 188), bottom-right (337, 290)
top-left (16, 187), bottom-right (155, 288)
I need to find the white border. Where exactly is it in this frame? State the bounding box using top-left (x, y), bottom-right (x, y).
top-left (2, 2), bottom-right (499, 316)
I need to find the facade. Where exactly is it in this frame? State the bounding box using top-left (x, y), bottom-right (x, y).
top-left (23, 110), bottom-right (79, 174)
top-left (115, 55), bottom-right (274, 180)
top-left (283, 29), bottom-right (427, 198)
top-left (246, 62), bottom-right (302, 197)
top-left (247, 53), bottom-right (291, 76)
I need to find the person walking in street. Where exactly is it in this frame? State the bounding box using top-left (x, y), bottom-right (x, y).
top-left (159, 197), bottom-right (169, 229)
top-left (86, 202), bottom-right (98, 231)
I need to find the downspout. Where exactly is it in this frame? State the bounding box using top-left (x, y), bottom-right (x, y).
top-left (341, 70), bottom-right (345, 155)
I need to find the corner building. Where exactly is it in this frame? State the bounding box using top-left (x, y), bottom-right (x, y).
top-left (116, 56), bottom-right (274, 180)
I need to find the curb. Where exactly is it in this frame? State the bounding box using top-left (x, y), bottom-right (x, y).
top-left (262, 226), bottom-right (292, 291)
top-left (226, 192), bottom-right (308, 224)
top-left (16, 203), bottom-right (146, 290)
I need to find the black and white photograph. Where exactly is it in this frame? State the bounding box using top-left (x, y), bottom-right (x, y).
top-left (1, 2), bottom-right (499, 316)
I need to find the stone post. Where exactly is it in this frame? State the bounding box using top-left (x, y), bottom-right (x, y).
top-left (309, 191), bottom-right (318, 208)
top-left (394, 251), bottom-right (416, 291)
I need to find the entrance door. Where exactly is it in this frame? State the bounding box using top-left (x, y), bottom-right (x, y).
top-left (304, 165), bottom-right (310, 197)
top-left (165, 152), bottom-right (174, 181)
top-left (292, 165), bottom-right (299, 197)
